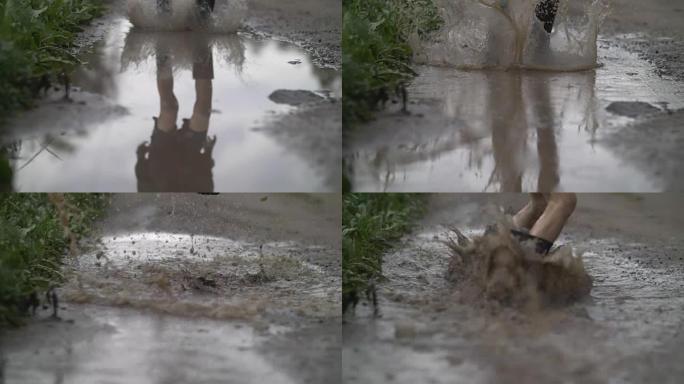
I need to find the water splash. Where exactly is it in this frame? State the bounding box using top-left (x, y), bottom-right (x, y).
top-left (414, 0), bottom-right (609, 70)
top-left (127, 0), bottom-right (246, 32)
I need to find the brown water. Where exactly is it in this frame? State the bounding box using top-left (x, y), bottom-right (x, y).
top-left (345, 41), bottom-right (684, 192)
top-left (343, 198), bottom-right (684, 383)
top-left (1, 16), bottom-right (341, 192)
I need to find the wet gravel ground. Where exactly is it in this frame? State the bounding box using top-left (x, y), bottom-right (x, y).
top-left (0, 194), bottom-right (342, 384)
top-left (343, 194), bottom-right (684, 384)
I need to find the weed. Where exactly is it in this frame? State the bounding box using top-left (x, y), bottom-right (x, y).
top-left (0, 0), bottom-right (104, 123)
top-left (342, 193), bottom-right (426, 313)
top-left (342, 0), bottom-right (442, 129)
top-left (0, 193), bottom-right (109, 326)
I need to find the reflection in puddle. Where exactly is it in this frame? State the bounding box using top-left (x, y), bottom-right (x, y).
top-left (347, 43), bottom-right (683, 192)
top-left (2, 18), bottom-right (341, 192)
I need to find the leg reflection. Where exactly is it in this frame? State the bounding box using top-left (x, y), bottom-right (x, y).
top-left (525, 74), bottom-right (559, 192)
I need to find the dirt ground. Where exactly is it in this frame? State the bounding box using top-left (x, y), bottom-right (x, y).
top-left (343, 194), bottom-right (684, 383)
top-left (344, 0), bottom-right (684, 192)
top-left (0, 194), bottom-right (342, 384)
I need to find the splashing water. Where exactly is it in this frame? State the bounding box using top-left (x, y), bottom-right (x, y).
top-left (445, 221), bottom-right (592, 308)
top-left (414, 0), bottom-right (609, 70)
top-left (127, 0), bottom-right (246, 32)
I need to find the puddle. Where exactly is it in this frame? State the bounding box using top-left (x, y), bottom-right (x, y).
top-left (62, 232), bottom-right (340, 321)
top-left (345, 41), bottom-right (684, 192)
top-left (1, 17), bottom-right (341, 192)
top-left (0, 304), bottom-right (299, 384)
top-left (343, 224), bottom-right (684, 383)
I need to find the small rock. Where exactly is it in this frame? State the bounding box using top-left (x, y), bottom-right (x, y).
top-left (606, 101), bottom-right (661, 118)
top-left (288, 59), bottom-right (302, 65)
top-left (268, 90), bottom-right (324, 106)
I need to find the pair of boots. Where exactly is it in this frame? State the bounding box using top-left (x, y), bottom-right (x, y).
top-left (157, 0), bottom-right (215, 17)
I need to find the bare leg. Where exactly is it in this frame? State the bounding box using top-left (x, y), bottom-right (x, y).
top-left (513, 193), bottom-right (548, 229)
top-left (189, 79), bottom-right (212, 132)
top-left (157, 79), bottom-right (178, 132)
top-left (529, 193), bottom-right (577, 243)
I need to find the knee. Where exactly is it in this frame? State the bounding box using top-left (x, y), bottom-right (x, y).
top-left (549, 193), bottom-right (577, 215)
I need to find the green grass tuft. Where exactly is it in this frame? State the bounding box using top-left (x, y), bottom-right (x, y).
top-left (0, 193), bottom-right (109, 326)
top-left (342, 0), bottom-right (442, 129)
top-left (342, 193), bottom-right (426, 313)
top-left (0, 0), bottom-right (105, 123)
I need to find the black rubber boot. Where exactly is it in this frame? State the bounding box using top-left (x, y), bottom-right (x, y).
top-left (535, 0), bottom-right (560, 33)
top-left (157, 0), bottom-right (171, 14)
top-left (511, 229), bottom-right (554, 256)
top-left (197, 0), bottom-right (215, 20)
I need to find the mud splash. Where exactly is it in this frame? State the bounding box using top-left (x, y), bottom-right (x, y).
top-left (61, 232), bottom-right (340, 321)
top-left (445, 223), bottom-right (592, 307)
top-left (415, 0), bottom-right (608, 70)
top-left (127, 0), bottom-right (247, 32)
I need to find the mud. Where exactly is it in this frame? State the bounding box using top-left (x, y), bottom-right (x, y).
top-left (343, 194), bottom-right (684, 384)
top-left (445, 224), bottom-right (592, 307)
top-left (0, 194), bottom-right (342, 383)
top-left (345, 0), bottom-right (684, 192)
top-left (0, 0), bottom-right (341, 193)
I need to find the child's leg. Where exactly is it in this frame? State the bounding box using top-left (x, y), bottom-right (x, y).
top-left (156, 54), bottom-right (178, 132)
top-left (189, 45), bottom-right (214, 133)
top-left (529, 193), bottom-right (577, 243)
top-left (513, 193), bottom-right (548, 230)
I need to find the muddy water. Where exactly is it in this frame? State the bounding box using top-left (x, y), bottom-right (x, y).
top-left (1, 16), bottom-right (341, 192)
top-left (343, 198), bottom-right (684, 383)
top-left (0, 194), bottom-right (342, 383)
top-left (0, 304), bottom-right (299, 384)
top-left (63, 232), bottom-right (339, 320)
top-left (0, 231), bottom-right (341, 384)
top-left (345, 41), bottom-right (684, 192)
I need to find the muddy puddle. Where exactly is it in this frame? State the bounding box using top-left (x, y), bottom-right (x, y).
top-left (64, 232), bottom-right (340, 320)
top-left (0, 304), bottom-right (300, 384)
top-left (343, 206), bottom-right (684, 383)
top-left (1, 230), bottom-right (341, 384)
top-left (1, 16), bottom-right (341, 192)
top-left (345, 40), bottom-right (684, 192)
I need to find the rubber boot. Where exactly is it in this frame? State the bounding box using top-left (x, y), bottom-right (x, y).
top-left (157, 0), bottom-right (171, 14)
top-left (535, 0), bottom-right (560, 33)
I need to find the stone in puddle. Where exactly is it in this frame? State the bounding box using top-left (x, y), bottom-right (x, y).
top-left (395, 321), bottom-right (417, 339)
top-left (606, 101), bottom-right (661, 118)
top-left (269, 90), bottom-right (324, 106)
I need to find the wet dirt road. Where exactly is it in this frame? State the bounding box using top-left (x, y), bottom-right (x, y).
top-left (345, 0), bottom-right (684, 193)
top-left (343, 194), bottom-right (684, 384)
top-left (0, 194), bottom-right (342, 384)
top-left (1, 0), bottom-right (341, 192)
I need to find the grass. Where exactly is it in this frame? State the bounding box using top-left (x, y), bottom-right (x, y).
top-left (342, 0), bottom-right (442, 129)
top-left (342, 193), bottom-right (426, 313)
top-left (0, 0), bottom-right (105, 124)
top-left (0, 193), bottom-right (109, 326)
